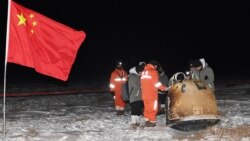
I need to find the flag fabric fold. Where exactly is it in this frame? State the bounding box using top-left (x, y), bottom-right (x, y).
top-left (8, 1), bottom-right (86, 81)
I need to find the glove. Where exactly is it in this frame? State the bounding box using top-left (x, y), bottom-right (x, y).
top-left (110, 91), bottom-right (115, 100)
top-left (165, 86), bottom-right (172, 91)
top-left (158, 90), bottom-right (165, 94)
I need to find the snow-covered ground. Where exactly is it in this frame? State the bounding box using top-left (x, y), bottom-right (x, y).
top-left (0, 80), bottom-right (250, 141)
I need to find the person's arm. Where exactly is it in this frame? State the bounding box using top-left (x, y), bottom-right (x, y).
top-left (205, 67), bottom-right (214, 83)
top-left (109, 71), bottom-right (116, 99)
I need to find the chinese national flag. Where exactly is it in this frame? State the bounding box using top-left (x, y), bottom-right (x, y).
top-left (8, 1), bottom-right (86, 81)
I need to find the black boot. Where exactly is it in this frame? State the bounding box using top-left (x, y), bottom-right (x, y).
top-left (157, 107), bottom-right (166, 115)
top-left (116, 110), bottom-right (124, 116)
top-left (145, 121), bottom-right (156, 127)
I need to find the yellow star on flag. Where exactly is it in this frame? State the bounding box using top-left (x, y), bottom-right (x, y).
top-left (29, 14), bottom-right (34, 19)
top-left (17, 12), bottom-right (26, 26)
top-left (31, 29), bottom-right (35, 34)
top-left (32, 21), bottom-right (37, 27)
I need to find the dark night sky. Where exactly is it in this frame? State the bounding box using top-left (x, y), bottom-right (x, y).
top-left (0, 0), bottom-right (249, 85)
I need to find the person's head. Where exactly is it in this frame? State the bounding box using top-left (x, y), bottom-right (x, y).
top-left (135, 65), bottom-right (144, 75)
top-left (148, 59), bottom-right (160, 70)
top-left (157, 64), bottom-right (164, 74)
top-left (139, 61), bottom-right (146, 68)
top-left (189, 59), bottom-right (202, 71)
top-left (116, 60), bottom-right (123, 70)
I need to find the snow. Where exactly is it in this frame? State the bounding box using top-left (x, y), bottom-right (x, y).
top-left (0, 81), bottom-right (250, 141)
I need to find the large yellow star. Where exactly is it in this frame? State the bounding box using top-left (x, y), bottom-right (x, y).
top-left (17, 13), bottom-right (26, 26)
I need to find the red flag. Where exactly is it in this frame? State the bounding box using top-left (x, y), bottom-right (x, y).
top-left (8, 1), bottom-right (86, 81)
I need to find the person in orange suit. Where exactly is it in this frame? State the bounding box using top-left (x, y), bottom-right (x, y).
top-left (109, 60), bottom-right (128, 116)
top-left (141, 60), bottom-right (171, 127)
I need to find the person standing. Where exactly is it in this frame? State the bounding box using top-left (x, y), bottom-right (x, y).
top-left (109, 60), bottom-right (128, 116)
top-left (128, 65), bottom-right (144, 128)
top-left (140, 60), bottom-right (170, 127)
top-left (157, 64), bottom-right (169, 115)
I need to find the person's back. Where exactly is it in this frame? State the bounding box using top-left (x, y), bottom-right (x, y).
top-left (141, 60), bottom-right (169, 127)
top-left (141, 63), bottom-right (160, 100)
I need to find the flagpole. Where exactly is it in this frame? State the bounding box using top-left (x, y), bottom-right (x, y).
top-left (3, 0), bottom-right (11, 139)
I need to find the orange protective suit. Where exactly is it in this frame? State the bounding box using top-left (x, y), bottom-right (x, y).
top-left (109, 68), bottom-right (128, 107)
top-left (141, 64), bottom-right (167, 122)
